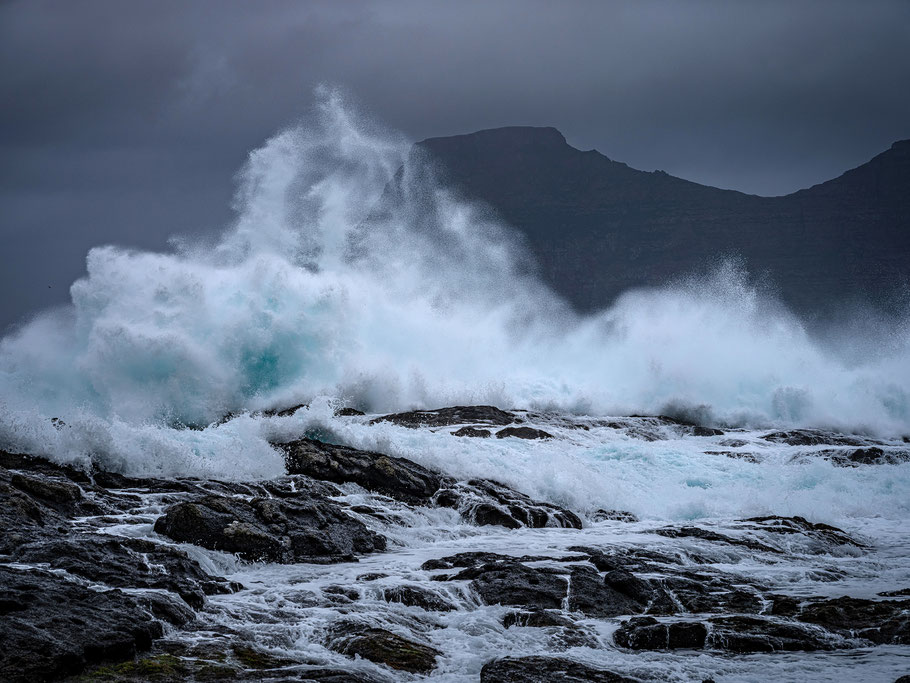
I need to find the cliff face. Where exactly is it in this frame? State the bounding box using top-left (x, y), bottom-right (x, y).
top-left (416, 128), bottom-right (910, 316)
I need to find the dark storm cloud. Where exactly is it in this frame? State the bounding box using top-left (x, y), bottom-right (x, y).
top-left (2, 0), bottom-right (909, 327)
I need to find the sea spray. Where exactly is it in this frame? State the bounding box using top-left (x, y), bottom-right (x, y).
top-left (1, 89), bottom-right (909, 479)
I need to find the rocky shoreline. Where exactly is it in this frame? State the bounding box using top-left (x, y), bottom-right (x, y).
top-left (2, 406), bottom-right (910, 681)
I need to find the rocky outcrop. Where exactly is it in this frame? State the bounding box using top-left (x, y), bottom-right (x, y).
top-left (480, 656), bottom-right (639, 682)
top-left (153, 493), bottom-right (386, 563)
top-left (13, 534), bottom-right (239, 608)
top-left (326, 622), bottom-right (441, 674)
top-left (433, 479), bottom-right (582, 529)
top-left (278, 437), bottom-right (450, 503)
top-left (0, 566), bottom-right (163, 683)
top-left (373, 405), bottom-right (519, 428)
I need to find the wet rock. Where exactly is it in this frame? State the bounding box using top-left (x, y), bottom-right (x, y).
top-left (326, 622), bottom-right (441, 674)
top-left (692, 426), bottom-right (724, 437)
top-left (154, 493), bottom-right (385, 563)
top-left (464, 561), bottom-right (568, 610)
top-left (614, 616), bottom-right (707, 649)
top-left (708, 616), bottom-right (843, 652)
top-left (503, 608), bottom-right (575, 628)
top-left (480, 656), bottom-right (639, 682)
top-left (14, 534), bottom-right (239, 609)
top-left (382, 585), bottom-right (455, 611)
top-left (495, 426), bottom-right (553, 440)
top-left (432, 479), bottom-right (582, 529)
top-left (10, 471), bottom-right (82, 503)
top-left (760, 429), bottom-right (870, 447)
top-left (452, 426), bottom-right (492, 437)
top-left (797, 596), bottom-right (910, 644)
top-left (300, 669), bottom-right (385, 683)
top-left (0, 566), bottom-right (163, 682)
top-left (567, 565), bottom-right (668, 618)
top-left (591, 509), bottom-right (639, 523)
top-left (278, 437), bottom-right (449, 503)
top-left (323, 585), bottom-right (360, 601)
top-left (652, 525), bottom-right (782, 554)
top-left (373, 405), bottom-right (518, 428)
top-left (739, 516), bottom-right (866, 551)
top-left (335, 407), bottom-right (366, 416)
top-left (421, 552), bottom-right (552, 571)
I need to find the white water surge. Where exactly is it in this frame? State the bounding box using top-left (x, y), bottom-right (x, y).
top-left (1, 89), bottom-right (909, 481)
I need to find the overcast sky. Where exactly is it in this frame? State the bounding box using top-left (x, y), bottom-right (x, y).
top-left (2, 0), bottom-right (909, 328)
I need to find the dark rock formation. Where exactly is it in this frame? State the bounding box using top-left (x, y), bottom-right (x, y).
top-left (373, 405), bottom-right (518, 428)
top-left (591, 509), bottom-right (640, 522)
top-left (0, 566), bottom-right (163, 683)
top-left (797, 597), bottom-right (910, 644)
top-left (463, 561), bottom-right (568, 610)
top-left (614, 616), bottom-right (707, 650)
top-left (326, 622), bottom-right (441, 674)
top-left (382, 585), bottom-right (456, 611)
top-left (14, 534), bottom-right (239, 608)
top-left (278, 437), bottom-right (449, 503)
top-left (495, 426), bottom-right (553, 440)
top-left (480, 656), bottom-right (639, 682)
top-left (433, 479), bottom-right (582, 529)
top-left (707, 616), bottom-right (844, 652)
top-left (153, 493), bottom-right (385, 563)
top-left (452, 426), bottom-right (492, 437)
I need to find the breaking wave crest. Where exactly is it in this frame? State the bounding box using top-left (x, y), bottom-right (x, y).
top-left (1, 90), bottom-right (909, 477)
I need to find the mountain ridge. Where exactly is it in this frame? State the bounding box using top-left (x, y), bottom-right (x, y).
top-left (414, 127), bottom-right (910, 316)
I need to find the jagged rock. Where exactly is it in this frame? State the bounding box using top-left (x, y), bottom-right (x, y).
top-left (153, 493), bottom-right (385, 563)
top-left (277, 437), bottom-right (449, 503)
top-left (14, 534), bottom-right (239, 608)
top-left (614, 616), bottom-right (707, 649)
top-left (382, 585), bottom-right (455, 611)
top-left (480, 656), bottom-right (639, 682)
top-left (432, 479), bottom-right (582, 529)
top-left (0, 566), bottom-right (163, 682)
top-left (591, 509), bottom-right (639, 522)
top-left (326, 622), bottom-right (441, 674)
top-left (452, 426), bottom-right (492, 437)
top-left (797, 597), bottom-right (910, 644)
top-left (495, 426), bottom-right (553, 440)
top-left (372, 405), bottom-right (518, 428)
top-left (708, 616), bottom-right (844, 652)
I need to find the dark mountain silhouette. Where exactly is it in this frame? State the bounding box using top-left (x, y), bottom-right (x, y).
top-left (415, 127), bottom-right (910, 317)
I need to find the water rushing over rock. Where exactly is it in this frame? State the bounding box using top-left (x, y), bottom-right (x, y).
top-left (2, 408), bottom-right (910, 681)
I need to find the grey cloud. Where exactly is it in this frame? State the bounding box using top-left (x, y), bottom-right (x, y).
top-left (1, 0), bottom-right (909, 327)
